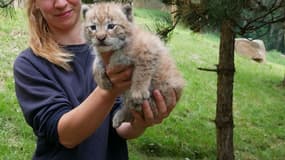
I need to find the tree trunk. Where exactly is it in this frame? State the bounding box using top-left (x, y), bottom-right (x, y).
top-left (216, 19), bottom-right (235, 160)
top-left (282, 74), bottom-right (285, 87)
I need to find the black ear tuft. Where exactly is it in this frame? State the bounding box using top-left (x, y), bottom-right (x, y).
top-left (82, 4), bottom-right (90, 19)
top-left (122, 3), bottom-right (133, 22)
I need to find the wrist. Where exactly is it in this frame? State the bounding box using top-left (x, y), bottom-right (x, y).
top-left (95, 86), bottom-right (118, 100)
top-left (116, 122), bottom-right (147, 139)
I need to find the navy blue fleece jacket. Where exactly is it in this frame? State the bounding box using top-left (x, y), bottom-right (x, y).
top-left (13, 44), bottom-right (128, 160)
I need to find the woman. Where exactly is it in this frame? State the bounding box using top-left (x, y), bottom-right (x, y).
top-left (13, 0), bottom-right (177, 159)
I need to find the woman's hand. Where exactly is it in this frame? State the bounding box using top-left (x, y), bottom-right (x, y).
top-left (131, 89), bottom-right (177, 129)
top-left (116, 89), bottom-right (178, 139)
top-left (105, 65), bottom-right (133, 95)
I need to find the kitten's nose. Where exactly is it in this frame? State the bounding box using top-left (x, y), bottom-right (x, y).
top-left (96, 33), bottom-right (106, 42)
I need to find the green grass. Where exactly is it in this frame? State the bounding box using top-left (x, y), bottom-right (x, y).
top-left (1, 9), bottom-right (285, 160)
top-left (267, 50), bottom-right (285, 66)
top-left (0, 10), bottom-right (35, 159)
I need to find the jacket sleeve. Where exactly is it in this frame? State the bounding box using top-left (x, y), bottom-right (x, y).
top-left (13, 53), bottom-right (71, 145)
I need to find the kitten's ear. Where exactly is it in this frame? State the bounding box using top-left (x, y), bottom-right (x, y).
top-left (81, 4), bottom-right (90, 19)
top-left (122, 3), bottom-right (133, 22)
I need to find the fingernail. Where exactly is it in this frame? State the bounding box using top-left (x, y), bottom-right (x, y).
top-left (154, 89), bottom-right (159, 94)
top-left (153, 89), bottom-right (159, 94)
top-left (143, 100), bottom-right (148, 105)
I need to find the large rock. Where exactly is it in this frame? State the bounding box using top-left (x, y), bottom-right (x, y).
top-left (235, 38), bottom-right (266, 63)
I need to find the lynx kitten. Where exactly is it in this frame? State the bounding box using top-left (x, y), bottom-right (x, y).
top-left (83, 2), bottom-right (185, 128)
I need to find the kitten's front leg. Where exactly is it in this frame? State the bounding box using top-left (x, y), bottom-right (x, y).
top-left (93, 58), bottom-right (112, 90)
top-left (112, 97), bottom-right (133, 128)
top-left (130, 60), bottom-right (155, 105)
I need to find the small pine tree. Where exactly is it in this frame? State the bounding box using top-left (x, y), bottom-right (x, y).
top-left (161, 0), bottom-right (285, 159)
top-left (0, 0), bottom-right (14, 8)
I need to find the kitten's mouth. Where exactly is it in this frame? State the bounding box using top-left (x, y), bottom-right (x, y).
top-left (97, 41), bottom-right (110, 47)
top-left (96, 42), bottom-right (112, 51)
top-left (99, 43), bottom-right (108, 46)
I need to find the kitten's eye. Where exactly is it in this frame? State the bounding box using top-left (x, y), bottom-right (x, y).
top-left (89, 25), bottom-right (97, 31)
top-left (107, 24), bottom-right (115, 30)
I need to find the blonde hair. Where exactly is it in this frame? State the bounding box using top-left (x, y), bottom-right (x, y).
top-left (26, 0), bottom-right (73, 70)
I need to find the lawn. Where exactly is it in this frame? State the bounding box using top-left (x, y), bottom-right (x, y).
top-left (0, 8), bottom-right (285, 160)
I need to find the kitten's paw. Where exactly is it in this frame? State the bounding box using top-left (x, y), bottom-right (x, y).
top-left (101, 78), bottom-right (113, 90)
top-left (131, 90), bottom-right (150, 105)
top-left (112, 112), bottom-right (125, 128)
top-left (94, 70), bottom-right (113, 90)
